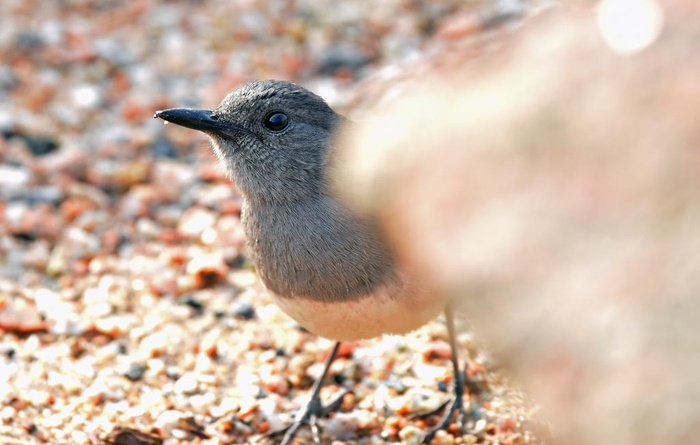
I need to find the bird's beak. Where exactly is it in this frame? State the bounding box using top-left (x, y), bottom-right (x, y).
top-left (154, 108), bottom-right (257, 139)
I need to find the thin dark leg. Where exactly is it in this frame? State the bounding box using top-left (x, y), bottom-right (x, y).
top-left (269, 341), bottom-right (344, 445)
top-left (422, 304), bottom-right (468, 444)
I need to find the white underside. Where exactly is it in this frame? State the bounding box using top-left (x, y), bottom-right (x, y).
top-left (271, 278), bottom-right (447, 341)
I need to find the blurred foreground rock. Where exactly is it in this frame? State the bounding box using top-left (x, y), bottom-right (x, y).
top-left (338, 2), bottom-right (700, 444)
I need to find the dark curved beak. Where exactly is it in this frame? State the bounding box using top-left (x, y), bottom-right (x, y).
top-left (154, 108), bottom-right (257, 139)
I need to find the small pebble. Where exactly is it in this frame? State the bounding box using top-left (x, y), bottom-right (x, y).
top-left (462, 434), bottom-right (479, 445)
top-left (189, 392), bottom-right (216, 413)
top-left (209, 397), bottom-right (239, 418)
top-left (154, 410), bottom-right (186, 435)
top-left (0, 406), bottom-right (17, 421)
top-left (173, 372), bottom-right (199, 394)
top-left (70, 430), bottom-right (90, 444)
top-left (150, 133), bottom-right (178, 158)
top-left (124, 362), bottom-right (147, 381)
top-left (233, 302), bottom-right (256, 320)
top-left (398, 425), bottom-right (425, 445)
top-left (0, 165), bottom-right (31, 190)
top-left (324, 411), bottom-right (373, 441)
top-left (166, 366), bottom-right (181, 380)
top-left (186, 252), bottom-right (226, 288)
top-left (432, 429), bottom-right (455, 445)
top-left (25, 389), bottom-right (52, 407)
top-left (18, 133), bottom-right (59, 156)
top-left (178, 294), bottom-right (204, 312)
top-left (177, 207), bottom-right (217, 238)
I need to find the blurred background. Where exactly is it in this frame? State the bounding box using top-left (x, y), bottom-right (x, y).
top-left (2, 0), bottom-right (698, 444)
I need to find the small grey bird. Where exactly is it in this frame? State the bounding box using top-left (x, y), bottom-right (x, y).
top-left (155, 80), bottom-right (465, 444)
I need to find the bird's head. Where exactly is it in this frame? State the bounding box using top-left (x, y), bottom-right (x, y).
top-left (155, 80), bottom-right (341, 202)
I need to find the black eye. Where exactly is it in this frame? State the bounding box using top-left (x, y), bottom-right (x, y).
top-left (263, 112), bottom-right (288, 131)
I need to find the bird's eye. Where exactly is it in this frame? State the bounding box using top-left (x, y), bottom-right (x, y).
top-left (263, 112), bottom-right (289, 131)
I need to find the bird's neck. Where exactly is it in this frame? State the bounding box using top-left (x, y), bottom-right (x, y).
top-left (226, 150), bottom-right (325, 204)
top-left (241, 194), bottom-right (395, 302)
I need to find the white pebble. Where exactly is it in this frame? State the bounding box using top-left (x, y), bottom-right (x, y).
top-left (48, 371), bottom-right (82, 393)
top-left (104, 400), bottom-right (129, 418)
top-left (70, 430), bottom-right (90, 444)
top-left (209, 397), bottom-right (239, 418)
top-left (324, 411), bottom-right (367, 440)
top-left (0, 406), bottom-right (16, 421)
top-left (43, 413), bottom-right (65, 428)
top-left (71, 84), bottom-right (101, 108)
top-left (154, 409), bottom-right (185, 435)
top-left (189, 392), bottom-right (216, 413)
top-left (25, 389), bottom-right (52, 406)
top-left (432, 429), bottom-right (455, 445)
top-left (258, 395), bottom-right (285, 431)
top-left (126, 405), bottom-right (146, 418)
top-left (398, 425), bottom-right (425, 445)
top-left (173, 372), bottom-right (199, 394)
top-left (0, 166), bottom-right (30, 189)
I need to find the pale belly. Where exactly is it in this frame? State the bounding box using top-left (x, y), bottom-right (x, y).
top-left (271, 278), bottom-right (448, 341)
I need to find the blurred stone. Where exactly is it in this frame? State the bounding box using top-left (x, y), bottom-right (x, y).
top-left (0, 71), bottom-right (18, 101)
top-left (3, 202), bottom-right (29, 233)
top-left (0, 297), bottom-right (45, 334)
top-left (178, 294), bottom-right (204, 312)
top-left (66, 182), bottom-right (111, 209)
top-left (0, 165), bottom-right (31, 191)
top-left (324, 411), bottom-right (373, 441)
top-left (71, 84), bottom-right (102, 109)
top-left (24, 186), bottom-right (64, 206)
top-left (107, 427), bottom-right (164, 445)
top-left (338, 4), bottom-right (700, 445)
top-left (186, 252), bottom-right (226, 289)
top-left (177, 207), bottom-right (217, 238)
top-left (233, 302), bottom-right (256, 321)
top-left (398, 424), bottom-right (425, 445)
top-left (13, 30), bottom-right (45, 52)
top-left (46, 245), bottom-right (68, 276)
top-left (61, 196), bottom-right (99, 222)
top-left (149, 133), bottom-right (178, 159)
top-left (8, 131), bottom-right (59, 156)
top-left (173, 372), bottom-right (199, 395)
top-left (87, 158), bottom-right (150, 192)
top-left (36, 144), bottom-right (87, 175)
top-left (118, 185), bottom-right (158, 219)
top-left (33, 287), bottom-right (83, 335)
top-left (20, 239), bottom-right (50, 270)
top-left (124, 362), bottom-right (147, 381)
top-left (316, 42), bottom-right (374, 76)
top-left (151, 160), bottom-right (199, 200)
top-left (193, 183), bottom-right (239, 210)
top-left (63, 226), bottom-right (101, 259)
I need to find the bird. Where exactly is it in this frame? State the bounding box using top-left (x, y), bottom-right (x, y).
top-left (155, 80), bottom-right (467, 444)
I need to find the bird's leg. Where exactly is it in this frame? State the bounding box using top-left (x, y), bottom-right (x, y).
top-left (267, 341), bottom-right (349, 445)
top-left (421, 304), bottom-right (469, 444)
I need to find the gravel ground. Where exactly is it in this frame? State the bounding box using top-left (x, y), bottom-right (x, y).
top-left (0, 1), bottom-right (545, 444)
